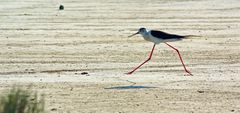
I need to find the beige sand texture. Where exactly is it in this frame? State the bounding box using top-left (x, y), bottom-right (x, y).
top-left (1, 0), bottom-right (240, 112)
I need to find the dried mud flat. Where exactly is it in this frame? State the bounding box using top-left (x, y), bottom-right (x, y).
top-left (0, 0), bottom-right (240, 112)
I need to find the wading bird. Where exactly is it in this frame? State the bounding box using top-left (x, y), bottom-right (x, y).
top-left (127, 27), bottom-right (194, 76)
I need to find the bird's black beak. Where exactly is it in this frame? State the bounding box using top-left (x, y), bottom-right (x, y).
top-left (128, 32), bottom-right (139, 37)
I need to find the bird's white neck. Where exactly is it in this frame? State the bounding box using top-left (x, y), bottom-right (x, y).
top-left (140, 29), bottom-right (150, 38)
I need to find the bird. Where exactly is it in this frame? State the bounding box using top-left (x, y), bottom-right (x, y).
top-left (127, 27), bottom-right (194, 76)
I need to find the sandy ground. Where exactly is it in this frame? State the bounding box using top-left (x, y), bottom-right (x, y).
top-left (1, 0), bottom-right (240, 112)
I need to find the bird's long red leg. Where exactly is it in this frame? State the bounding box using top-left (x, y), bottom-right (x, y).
top-left (127, 44), bottom-right (156, 75)
top-left (165, 42), bottom-right (193, 76)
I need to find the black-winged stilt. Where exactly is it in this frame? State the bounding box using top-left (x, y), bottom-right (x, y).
top-left (127, 27), bottom-right (193, 76)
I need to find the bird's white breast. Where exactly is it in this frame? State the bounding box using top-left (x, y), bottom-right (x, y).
top-left (142, 31), bottom-right (163, 44)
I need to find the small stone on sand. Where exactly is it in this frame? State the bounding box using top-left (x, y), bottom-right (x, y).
top-left (81, 72), bottom-right (88, 75)
top-left (59, 5), bottom-right (64, 10)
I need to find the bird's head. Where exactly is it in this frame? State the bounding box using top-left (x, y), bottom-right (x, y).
top-left (128, 27), bottom-right (147, 37)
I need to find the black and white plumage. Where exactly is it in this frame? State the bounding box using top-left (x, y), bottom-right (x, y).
top-left (127, 27), bottom-right (193, 75)
top-left (129, 27), bottom-right (188, 44)
top-left (150, 30), bottom-right (185, 40)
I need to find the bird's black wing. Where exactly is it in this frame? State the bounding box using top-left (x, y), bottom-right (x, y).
top-left (150, 30), bottom-right (185, 39)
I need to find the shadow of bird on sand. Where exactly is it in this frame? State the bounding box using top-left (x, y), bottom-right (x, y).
top-left (105, 85), bottom-right (157, 90)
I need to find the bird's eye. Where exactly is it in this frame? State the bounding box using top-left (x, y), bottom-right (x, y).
top-left (139, 28), bottom-right (144, 32)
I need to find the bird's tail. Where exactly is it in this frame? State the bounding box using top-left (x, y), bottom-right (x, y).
top-left (183, 35), bottom-right (202, 39)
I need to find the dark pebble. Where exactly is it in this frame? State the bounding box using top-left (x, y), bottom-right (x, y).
top-left (59, 5), bottom-right (64, 10)
top-left (51, 108), bottom-right (57, 111)
top-left (81, 72), bottom-right (88, 75)
top-left (197, 90), bottom-right (204, 93)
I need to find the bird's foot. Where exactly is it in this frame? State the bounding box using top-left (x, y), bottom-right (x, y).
top-left (125, 71), bottom-right (134, 75)
top-left (184, 70), bottom-right (193, 76)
